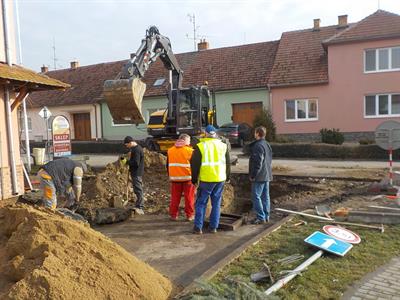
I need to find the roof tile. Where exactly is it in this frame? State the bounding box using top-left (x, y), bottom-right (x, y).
top-left (28, 41), bottom-right (278, 108)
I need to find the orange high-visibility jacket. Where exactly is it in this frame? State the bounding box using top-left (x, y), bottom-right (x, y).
top-left (167, 145), bottom-right (194, 182)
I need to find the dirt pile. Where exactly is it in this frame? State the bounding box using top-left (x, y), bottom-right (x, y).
top-left (0, 205), bottom-right (172, 299)
top-left (80, 149), bottom-right (236, 217)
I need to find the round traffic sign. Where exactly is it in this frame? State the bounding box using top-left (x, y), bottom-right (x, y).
top-left (375, 120), bottom-right (400, 150)
top-left (323, 225), bottom-right (361, 244)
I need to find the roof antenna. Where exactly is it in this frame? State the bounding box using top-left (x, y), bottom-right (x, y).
top-left (187, 13), bottom-right (200, 51)
top-left (52, 37), bottom-right (58, 70)
top-left (378, 0), bottom-right (381, 9)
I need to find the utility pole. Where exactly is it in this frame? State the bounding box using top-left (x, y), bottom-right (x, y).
top-left (52, 37), bottom-right (57, 70)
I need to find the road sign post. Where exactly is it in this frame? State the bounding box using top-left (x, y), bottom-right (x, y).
top-left (38, 106), bottom-right (52, 162)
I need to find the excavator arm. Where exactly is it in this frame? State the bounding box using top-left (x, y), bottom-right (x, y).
top-left (104, 26), bottom-right (183, 124)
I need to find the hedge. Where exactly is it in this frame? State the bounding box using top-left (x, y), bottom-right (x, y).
top-left (29, 141), bottom-right (396, 160)
top-left (270, 143), bottom-right (396, 160)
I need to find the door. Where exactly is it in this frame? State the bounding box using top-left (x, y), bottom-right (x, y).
top-left (73, 113), bottom-right (91, 140)
top-left (232, 102), bottom-right (263, 126)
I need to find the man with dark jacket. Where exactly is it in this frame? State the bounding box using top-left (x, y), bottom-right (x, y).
top-left (124, 136), bottom-right (145, 214)
top-left (191, 125), bottom-right (231, 234)
top-left (249, 126), bottom-right (273, 224)
top-left (38, 158), bottom-right (86, 209)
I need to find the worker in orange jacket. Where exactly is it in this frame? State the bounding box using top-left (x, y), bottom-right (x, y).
top-left (167, 133), bottom-right (195, 221)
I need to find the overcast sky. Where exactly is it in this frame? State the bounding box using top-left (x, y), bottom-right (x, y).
top-left (16, 0), bottom-right (400, 72)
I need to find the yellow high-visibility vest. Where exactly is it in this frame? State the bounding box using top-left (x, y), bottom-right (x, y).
top-left (198, 138), bottom-right (227, 182)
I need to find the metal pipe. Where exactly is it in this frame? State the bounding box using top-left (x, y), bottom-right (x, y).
top-left (265, 250), bottom-right (323, 295)
top-left (15, 0), bottom-right (31, 172)
top-left (275, 208), bottom-right (333, 221)
top-left (22, 95), bottom-right (31, 171)
top-left (2, 0), bottom-right (12, 66)
top-left (2, 0), bottom-right (18, 195)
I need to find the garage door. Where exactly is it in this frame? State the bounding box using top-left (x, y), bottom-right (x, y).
top-left (232, 102), bottom-right (263, 125)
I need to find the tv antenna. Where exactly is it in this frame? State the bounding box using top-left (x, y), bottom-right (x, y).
top-left (187, 13), bottom-right (200, 50)
top-left (52, 37), bottom-right (58, 70)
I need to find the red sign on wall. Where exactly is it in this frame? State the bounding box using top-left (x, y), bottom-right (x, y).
top-left (52, 116), bottom-right (71, 157)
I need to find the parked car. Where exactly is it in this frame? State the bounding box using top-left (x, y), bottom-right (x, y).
top-left (217, 123), bottom-right (253, 146)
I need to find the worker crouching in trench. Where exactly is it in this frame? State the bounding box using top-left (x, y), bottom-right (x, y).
top-left (38, 158), bottom-right (87, 209)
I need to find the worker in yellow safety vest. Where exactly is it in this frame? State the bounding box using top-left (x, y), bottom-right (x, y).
top-left (167, 134), bottom-right (195, 221)
top-left (190, 125), bottom-right (230, 234)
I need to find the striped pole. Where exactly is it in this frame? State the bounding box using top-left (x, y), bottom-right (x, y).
top-left (389, 148), bottom-right (393, 186)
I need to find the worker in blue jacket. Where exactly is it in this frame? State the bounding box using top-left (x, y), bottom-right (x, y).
top-left (249, 126), bottom-right (273, 224)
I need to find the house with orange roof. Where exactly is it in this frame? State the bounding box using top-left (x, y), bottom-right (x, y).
top-left (269, 10), bottom-right (400, 141)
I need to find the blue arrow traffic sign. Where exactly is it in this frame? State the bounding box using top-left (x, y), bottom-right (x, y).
top-left (304, 231), bottom-right (353, 257)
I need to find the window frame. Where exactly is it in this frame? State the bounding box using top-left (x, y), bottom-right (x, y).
top-left (364, 46), bottom-right (400, 73)
top-left (364, 93), bottom-right (400, 118)
top-left (111, 119), bottom-right (134, 127)
top-left (284, 98), bottom-right (319, 122)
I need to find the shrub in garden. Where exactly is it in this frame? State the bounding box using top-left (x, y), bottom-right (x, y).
top-left (359, 138), bottom-right (375, 145)
top-left (253, 109), bottom-right (276, 142)
top-left (320, 128), bottom-right (344, 145)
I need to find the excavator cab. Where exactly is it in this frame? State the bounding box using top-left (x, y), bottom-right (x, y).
top-left (147, 85), bottom-right (216, 139)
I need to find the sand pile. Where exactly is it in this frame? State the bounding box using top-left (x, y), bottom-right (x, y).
top-left (80, 149), bottom-right (170, 215)
top-left (0, 205), bottom-right (172, 300)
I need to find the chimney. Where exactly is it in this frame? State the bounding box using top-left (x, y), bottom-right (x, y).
top-left (70, 61), bottom-right (79, 69)
top-left (197, 39), bottom-right (209, 51)
top-left (41, 65), bottom-right (48, 73)
top-left (338, 15), bottom-right (348, 27)
top-left (313, 18), bottom-right (320, 31)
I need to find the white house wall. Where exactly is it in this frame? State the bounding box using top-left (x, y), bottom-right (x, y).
top-left (23, 104), bottom-right (102, 141)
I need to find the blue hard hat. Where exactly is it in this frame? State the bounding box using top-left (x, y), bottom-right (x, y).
top-left (205, 125), bottom-right (216, 134)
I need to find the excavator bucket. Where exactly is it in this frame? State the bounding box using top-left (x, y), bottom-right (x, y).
top-left (103, 78), bottom-right (146, 124)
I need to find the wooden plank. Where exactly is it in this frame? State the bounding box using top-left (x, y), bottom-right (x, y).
top-left (176, 215), bottom-right (293, 298)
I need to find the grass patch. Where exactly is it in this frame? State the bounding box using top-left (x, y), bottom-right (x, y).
top-left (187, 218), bottom-right (400, 299)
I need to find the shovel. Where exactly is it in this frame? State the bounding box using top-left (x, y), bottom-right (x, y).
top-left (315, 205), bottom-right (332, 219)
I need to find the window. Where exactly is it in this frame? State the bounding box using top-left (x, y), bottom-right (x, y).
top-left (111, 119), bottom-right (133, 127)
top-left (19, 116), bottom-right (32, 131)
top-left (153, 78), bottom-right (165, 86)
top-left (364, 46), bottom-right (400, 72)
top-left (285, 99), bottom-right (318, 121)
top-left (147, 108), bottom-right (165, 123)
top-left (365, 93), bottom-right (400, 117)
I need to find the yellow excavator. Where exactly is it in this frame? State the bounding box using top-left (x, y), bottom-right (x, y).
top-left (103, 26), bottom-right (218, 152)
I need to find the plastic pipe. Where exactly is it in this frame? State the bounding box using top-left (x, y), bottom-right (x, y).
top-left (2, 0), bottom-right (19, 195)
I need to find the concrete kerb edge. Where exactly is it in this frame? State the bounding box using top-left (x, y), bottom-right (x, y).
top-left (174, 215), bottom-right (293, 298)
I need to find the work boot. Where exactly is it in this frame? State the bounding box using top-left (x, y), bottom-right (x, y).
top-left (193, 226), bottom-right (203, 235)
top-left (209, 228), bottom-right (217, 234)
top-left (251, 218), bottom-right (266, 225)
top-left (134, 208), bottom-right (144, 215)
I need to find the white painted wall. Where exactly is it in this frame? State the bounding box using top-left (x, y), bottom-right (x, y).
top-left (23, 103), bottom-right (102, 141)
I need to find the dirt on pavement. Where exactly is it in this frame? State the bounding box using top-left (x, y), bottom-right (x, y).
top-left (0, 205), bottom-right (172, 300)
top-left (78, 149), bottom-right (236, 220)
